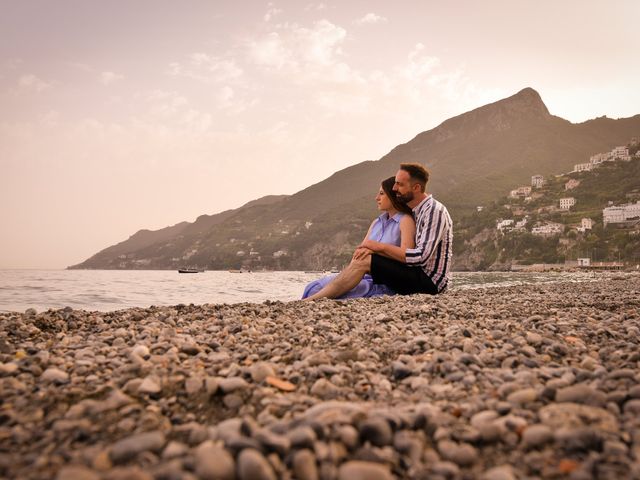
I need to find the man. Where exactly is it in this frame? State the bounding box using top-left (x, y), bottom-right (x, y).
top-left (306, 163), bottom-right (452, 299)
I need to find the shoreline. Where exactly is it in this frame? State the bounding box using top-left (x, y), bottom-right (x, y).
top-left (1, 277), bottom-right (639, 479)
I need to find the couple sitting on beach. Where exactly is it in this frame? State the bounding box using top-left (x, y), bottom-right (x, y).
top-left (303, 163), bottom-right (453, 300)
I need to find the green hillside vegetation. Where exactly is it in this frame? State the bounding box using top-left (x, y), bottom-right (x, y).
top-left (455, 145), bottom-right (640, 269)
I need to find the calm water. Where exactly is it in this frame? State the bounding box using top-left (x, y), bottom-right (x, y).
top-left (0, 269), bottom-right (600, 313)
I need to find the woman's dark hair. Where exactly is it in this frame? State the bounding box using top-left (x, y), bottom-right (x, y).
top-left (381, 176), bottom-right (413, 215)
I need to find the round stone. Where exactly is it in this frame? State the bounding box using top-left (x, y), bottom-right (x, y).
top-left (194, 441), bottom-right (235, 480)
top-left (237, 448), bottom-right (276, 480)
top-left (337, 460), bottom-right (393, 480)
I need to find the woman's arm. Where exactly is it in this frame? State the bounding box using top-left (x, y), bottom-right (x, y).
top-left (359, 215), bottom-right (416, 263)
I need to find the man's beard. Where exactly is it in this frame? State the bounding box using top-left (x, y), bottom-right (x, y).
top-left (395, 190), bottom-right (414, 204)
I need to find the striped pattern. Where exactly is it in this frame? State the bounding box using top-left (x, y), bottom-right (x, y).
top-left (405, 195), bottom-right (453, 292)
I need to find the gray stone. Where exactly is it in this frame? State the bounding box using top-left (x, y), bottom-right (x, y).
top-left (41, 367), bottom-right (69, 384)
top-left (554, 427), bottom-right (603, 452)
top-left (55, 466), bottom-right (100, 480)
top-left (194, 440), bottom-right (235, 480)
top-left (218, 376), bottom-right (249, 393)
top-left (288, 426), bottom-right (317, 449)
top-left (624, 399), bottom-right (640, 415)
top-left (138, 376), bottom-right (162, 395)
top-left (0, 362), bottom-right (18, 375)
top-left (437, 440), bottom-right (478, 467)
top-left (185, 377), bottom-right (203, 395)
top-left (110, 430), bottom-right (166, 463)
top-left (359, 417), bottom-right (393, 447)
top-left (292, 449), bottom-right (318, 480)
top-left (521, 424), bottom-right (553, 449)
top-left (237, 448), bottom-right (276, 480)
top-left (162, 441), bottom-right (189, 459)
top-left (337, 460), bottom-right (393, 480)
top-left (310, 378), bottom-right (340, 399)
top-left (556, 384), bottom-right (607, 406)
top-left (538, 402), bottom-right (619, 433)
top-left (507, 388), bottom-right (537, 405)
top-left (481, 465), bottom-right (516, 480)
top-left (250, 362), bottom-right (275, 383)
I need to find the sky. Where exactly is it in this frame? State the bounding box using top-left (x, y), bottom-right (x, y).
top-left (1, 0), bottom-right (639, 269)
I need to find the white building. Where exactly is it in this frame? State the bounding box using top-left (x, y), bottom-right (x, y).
top-left (531, 175), bottom-right (544, 188)
top-left (496, 219), bottom-right (515, 232)
top-left (573, 163), bottom-right (592, 172)
top-left (532, 223), bottom-right (564, 236)
top-left (509, 186), bottom-right (532, 198)
top-left (514, 217), bottom-right (528, 230)
top-left (577, 218), bottom-right (593, 233)
top-left (611, 146), bottom-right (629, 159)
top-left (590, 153), bottom-right (608, 165)
top-left (559, 197), bottom-right (576, 210)
top-left (578, 258), bottom-right (591, 267)
top-left (603, 201), bottom-right (640, 225)
top-left (565, 179), bottom-right (580, 190)
top-left (273, 250), bottom-right (288, 258)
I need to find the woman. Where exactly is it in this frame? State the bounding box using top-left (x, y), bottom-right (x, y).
top-left (301, 176), bottom-right (415, 299)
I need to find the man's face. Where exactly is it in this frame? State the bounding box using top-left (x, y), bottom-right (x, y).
top-left (393, 169), bottom-right (414, 204)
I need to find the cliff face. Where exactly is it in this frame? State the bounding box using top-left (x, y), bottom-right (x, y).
top-left (70, 88), bottom-right (640, 270)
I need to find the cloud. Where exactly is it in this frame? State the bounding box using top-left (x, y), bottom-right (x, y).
top-left (249, 19), bottom-right (347, 70)
top-left (354, 13), bottom-right (388, 25)
top-left (264, 4), bottom-right (282, 22)
top-left (305, 3), bottom-right (326, 11)
top-left (168, 54), bottom-right (243, 83)
top-left (100, 71), bottom-right (124, 85)
top-left (18, 74), bottom-right (51, 92)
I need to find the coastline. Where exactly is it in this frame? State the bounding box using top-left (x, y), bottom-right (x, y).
top-left (1, 276), bottom-right (639, 479)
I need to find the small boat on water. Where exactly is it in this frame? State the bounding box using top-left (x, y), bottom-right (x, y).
top-left (178, 268), bottom-right (203, 273)
top-left (229, 268), bottom-right (251, 273)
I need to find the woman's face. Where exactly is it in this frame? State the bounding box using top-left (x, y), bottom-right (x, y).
top-left (376, 187), bottom-right (394, 211)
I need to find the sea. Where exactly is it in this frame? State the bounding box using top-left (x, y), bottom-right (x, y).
top-left (0, 269), bottom-right (605, 314)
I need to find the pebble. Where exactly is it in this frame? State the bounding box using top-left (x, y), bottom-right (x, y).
top-left (437, 440), bottom-right (478, 466)
top-left (137, 376), bottom-right (161, 395)
top-left (292, 449), bottom-right (319, 480)
top-left (55, 465), bottom-right (101, 480)
top-left (237, 448), bottom-right (276, 480)
top-left (41, 367), bottom-right (69, 384)
top-left (109, 431), bottom-right (166, 463)
top-left (359, 417), bottom-right (393, 447)
top-left (337, 460), bottom-right (393, 480)
top-left (521, 424), bottom-right (553, 449)
top-left (194, 441), bottom-right (235, 480)
top-left (555, 384), bottom-right (607, 406)
top-left (507, 388), bottom-right (537, 405)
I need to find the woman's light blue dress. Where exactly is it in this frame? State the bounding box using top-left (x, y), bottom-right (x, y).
top-left (301, 212), bottom-right (406, 299)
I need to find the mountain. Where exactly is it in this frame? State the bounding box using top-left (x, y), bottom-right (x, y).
top-left (69, 88), bottom-right (640, 270)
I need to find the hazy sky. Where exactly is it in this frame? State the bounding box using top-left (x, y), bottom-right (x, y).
top-left (2, 1), bottom-right (639, 269)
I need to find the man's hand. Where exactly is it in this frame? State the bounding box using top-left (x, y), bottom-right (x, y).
top-left (352, 247), bottom-right (373, 261)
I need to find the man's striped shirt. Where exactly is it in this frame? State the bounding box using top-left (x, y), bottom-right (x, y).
top-left (405, 194), bottom-right (453, 292)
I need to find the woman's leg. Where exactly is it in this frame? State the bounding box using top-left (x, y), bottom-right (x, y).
top-left (305, 256), bottom-right (371, 300)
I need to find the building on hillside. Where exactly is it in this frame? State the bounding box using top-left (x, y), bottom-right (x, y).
top-left (631, 137), bottom-right (639, 146)
top-left (496, 219), bottom-right (515, 232)
top-left (636, 150), bottom-right (640, 158)
top-left (514, 217), bottom-right (529, 230)
top-left (565, 179), bottom-right (581, 190)
top-left (573, 163), bottom-right (592, 172)
top-left (590, 153), bottom-right (609, 165)
top-left (611, 146), bottom-right (629, 159)
top-left (603, 201), bottom-right (640, 225)
top-left (509, 186), bottom-right (532, 198)
top-left (532, 222), bottom-right (564, 236)
top-left (476, 206), bottom-right (484, 212)
top-left (559, 197), bottom-right (576, 210)
top-left (531, 175), bottom-right (544, 188)
top-left (577, 258), bottom-right (591, 267)
top-left (576, 218), bottom-right (594, 233)
top-left (273, 250), bottom-right (288, 257)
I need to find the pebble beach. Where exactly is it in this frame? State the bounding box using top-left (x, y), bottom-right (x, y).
top-left (1, 274), bottom-right (639, 480)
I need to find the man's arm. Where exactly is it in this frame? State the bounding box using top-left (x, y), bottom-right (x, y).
top-left (406, 206), bottom-right (451, 266)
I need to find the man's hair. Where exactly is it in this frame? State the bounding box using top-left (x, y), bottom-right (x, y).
top-left (400, 163), bottom-right (429, 192)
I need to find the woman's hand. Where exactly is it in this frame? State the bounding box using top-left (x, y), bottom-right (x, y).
top-left (352, 247), bottom-right (373, 261)
top-left (359, 239), bottom-right (382, 252)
